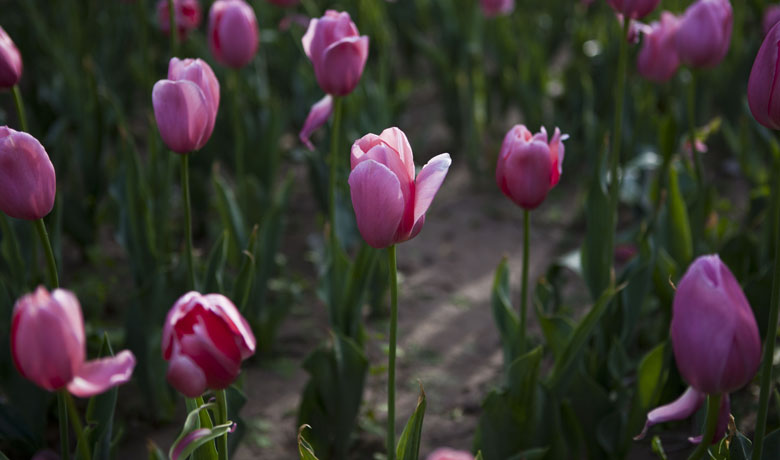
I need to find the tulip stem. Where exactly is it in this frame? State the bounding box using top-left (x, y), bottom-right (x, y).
top-left (216, 389), bottom-right (229, 460)
top-left (34, 218), bottom-right (59, 289)
top-left (328, 96), bottom-right (343, 252)
top-left (57, 391), bottom-right (70, 460)
top-left (687, 72), bottom-right (704, 186)
top-left (752, 162), bottom-right (780, 460)
top-left (12, 85), bottom-right (28, 133)
top-left (387, 244), bottom-right (398, 460)
top-left (686, 393), bottom-right (722, 460)
top-left (167, 0), bottom-right (178, 56)
top-left (64, 391), bottom-right (92, 460)
top-left (519, 209), bottom-right (530, 351)
top-left (229, 71), bottom-right (246, 211)
top-left (180, 154), bottom-right (196, 289)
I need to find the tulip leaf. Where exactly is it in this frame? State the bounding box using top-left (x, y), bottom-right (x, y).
top-left (213, 169), bottom-right (248, 251)
top-left (650, 436), bottom-right (668, 460)
top-left (234, 225), bottom-right (259, 313)
top-left (637, 342), bottom-right (668, 409)
top-left (169, 402), bottom-right (221, 460)
top-left (761, 428), bottom-right (780, 460)
top-left (297, 425), bottom-right (320, 460)
top-left (491, 257), bottom-right (523, 372)
top-left (581, 146), bottom-right (613, 301)
top-left (475, 452), bottom-right (483, 460)
top-left (396, 386), bottom-right (427, 460)
top-left (203, 230), bottom-right (229, 294)
top-left (729, 431), bottom-right (752, 460)
top-left (147, 440), bottom-right (167, 460)
top-left (85, 333), bottom-right (119, 460)
top-left (666, 165), bottom-right (693, 267)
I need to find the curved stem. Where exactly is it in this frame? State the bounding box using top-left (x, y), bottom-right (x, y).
top-left (519, 209), bottom-right (530, 351)
top-left (686, 393), bottom-right (722, 460)
top-left (64, 391), bottom-right (92, 460)
top-left (34, 218), bottom-right (59, 288)
top-left (216, 389), bottom-right (229, 460)
top-left (180, 154), bottom-right (196, 289)
top-left (12, 85), bottom-right (28, 133)
top-left (57, 391), bottom-right (70, 460)
top-left (328, 96), bottom-right (343, 252)
top-left (167, 0), bottom-right (178, 56)
top-left (386, 245), bottom-right (398, 460)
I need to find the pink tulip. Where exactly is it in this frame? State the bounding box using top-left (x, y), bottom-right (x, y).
top-left (299, 94), bottom-right (333, 150)
top-left (11, 287), bottom-right (136, 397)
top-left (208, 0), bottom-right (259, 69)
top-left (162, 291), bottom-right (256, 398)
top-left (764, 5), bottom-right (780, 36)
top-left (427, 448), bottom-right (475, 460)
top-left (749, 21), bottom-right (780, 130)
top-left (348, 127), bottom-right (451, 249)
top-left (0, 27), bottom-right (22, 89)
top-left (495, 125), bottom-right (567, 210)
top-left (302, 10), bottom-right (369, 96)
top-left (152, 58), bottom-right (220, 153)
top-left (479, 0), bottom-right (515, 18)
top-left (637, 12), bottom-right (680, 82)
top-left (606, 0), bottom-right (660, 20)
top-left (157, 0), bottom-right (202, 39)
top-left (0, 127), bottom-right (56, 221)
top-left (636, 387), bottom-right (730, 444)
top-left (266, 0), bottom-right (299, 6)
top-left (675, 0), bottom-right (732, 68)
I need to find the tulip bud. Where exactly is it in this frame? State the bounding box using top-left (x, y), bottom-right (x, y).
top-left (301, 10), bottom-right (369, 96)
top-left (349, 127), bottom-right (451, 249)
top-left (675, 0), bottom-right (732, 69)
top-left (495, 125), bottom-right (567, 210)
top-left (748, 21), bottom-right (780, 130)
top-left (427, 448), bottom-right (475, 460)
top-left (606, 0), bottom-right (660, 20)
top-left (157, 0), bottom-right (202, 39)
top-left (0, 27), bottom-right (22, 89)
top-left (637, 12), bottom-right (680, 82)
top-left (764, 5), bottom-right (780, 36)
top-left (0, 127), bottom-right (56, 221)
top-left (11, 287), bottom-right (136, 397)
top-left (162, 291), bottom-right (256, 397)
top-left (208, 0), bottom-right (259, 69)
top-left (479, 0), bottom-right (515, 18)
top-left (670, 255), bottom-right (760, 394)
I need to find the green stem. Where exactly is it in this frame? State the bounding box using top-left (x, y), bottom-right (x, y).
top-left (519, 209), bottom-right (530, 351)
top-left (687, 72), bottom-right (704, 186)
top-left (180, 154), bottom-right (196, 289)
top-left (387, 245), bottom-right (398, 460)
top-left (328, 96), bottom-right (343, 252)
top-left (686, 393), bottom-right (723, 460)
top-left (12, 85), bottom-right (28, 133)
top-left (167, 0), bottom-right (178, 56)
top-left (216, 389), bottom-right (229, 460)
top-left (0, 214), bottom-right (24, 282)
top-left (57, 391), bottom-right (70, 460)
top-left (230, 71), bottom-right (246, 210)
top-left (64, 391), bottom-right (92, 460)
top-left (34, 218), bottom-right (59, 288)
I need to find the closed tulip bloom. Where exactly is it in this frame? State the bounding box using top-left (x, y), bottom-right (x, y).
top-left (480, 0), bottom-right (515, 18)
top-left (157, 0), bottom-right (202, 39)
top-left (349, 127), bottom-right (451, 249)
top-left (749, 21), bottom-right (780, 130)
top-left (764, 5), bottom-right (780, 36)
top-left (606, 0), bottom-right (660, 20)
top-left (637, 12), bottom-right (680, 82)
top-left (208, 0), bottom-right (259, 69)
top-left (496, 125), bottom-right (567, 210)
top-left (11, 287), bottom-right (136, 397)
top-left (675, 0), bottom-right (732, 68)
top-left (671, 255), bottom-right (760, 394)
top-left (162, 291), bottom-right (256, 398)
top-left (0, 27), bottom-right (22, 89)
top-left (0, 127), bottom-right (56, 220)
top-left (427, 448), bottom-right (475, 460)
top-left (302, 10), bottom-right (369, 96)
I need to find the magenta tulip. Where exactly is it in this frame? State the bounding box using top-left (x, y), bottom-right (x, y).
top-left (427, 448), bottom-right (475, 460)
top-left (152, 58), bottom-right (220, 153)
top-left (162, 291), bottom-right (256, 398)
top-left (675, 0), bottom-right (732, 68)
top-left (495, 125), bottom-right (567, 210)
top-left (348, 127), bottom-right (451, 249)
top-left (208, 0), bottom-right (259, 69)
top-left (302, 10), bottom-right (369, 96)
top-left (11, 287), bottom-right (136, 397)
top-left (637, 387), bottom-right (730, 444)
top-left (157, 0), bottom-right (202, 39)
top-left (606, 0), bottom-right (660, 20)
top-left (0, 127), bottom-right (56, 221)
top-left (479, 0), bottom-right (515, 17)
top-left (637, 12), bottom-right (680, 82)
top-left (764, 5), bottom-right (780, 36)
top-left (749, 21), bottom-right (780, 130)
top-left (0, 27), bottom-right (22, 89)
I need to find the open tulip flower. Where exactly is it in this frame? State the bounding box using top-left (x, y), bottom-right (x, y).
top-left (157, 0), bottom-right (202, 39)
top-left (0, 26), bottom-right (22, 89)
top-left (208, 0), bottom-right (259, 69)
top-left (637, 12), bottom-right (680, 82)
top-left (0, 127), bottom-right (56, 221)
top-left (675, 0), bottom-right (732, 69)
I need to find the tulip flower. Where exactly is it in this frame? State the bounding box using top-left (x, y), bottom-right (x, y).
top-left (0, 127), bottom-right (56, 221)
top-left (637, 12), bottom-right (680, 82)
top-left (606, 0), bottom-right (660, 20)
top-left (11, 287), bottom-right (136, 397)
top-left (427, 448), bottom-right (475, 460)
top-left (162, 291), bottom-right (256, 398)
top-left (496, 125), bottom-right (567, 210)
top-left (157, 0), bottom-right (202, 39)
top-left (153, 57), bottom-right (220, 154)
top-left (479, 0), bottom-right (514, 18)
top-left (208, 0), bottom-right (259, 69)
top-left (348, 127), bottom-right (451, 249)
top-left (764, 5), bottom-right (780, 36)
top-left (675, 0), bottom-right (732, 69)
top-left (749, 21), bottom-right (780, 130)
top-left (0, 27), bottom-right (22, 89)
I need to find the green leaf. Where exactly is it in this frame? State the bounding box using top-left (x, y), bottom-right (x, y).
top-left (581, 145), bottom-right (613, 301)
top-left (147, 440), bottom-right (166, 460)
top-left (233, 225), bottom-right (259, 312)
top-left (396, 386), bottom-right (427, 460)
top-left (298, 425), bottom-right (320, 460)
top-left (650, 436), bottom-right (668, 460)
top-left (475, 452), bottom-right (483, 460)
top-left (637, 342), bottom-right (669, 409)
top-left (762, 428), bottom-right (780, 460)
top-left (213, 169), bottom-right (248, 250)
top-left (729, 431), bottom-right (752, 460)
top-left (666, 165), bottom-right (693, 267)
top-left (86, 333), bottom-right (120, 460)
top-left (203, 231), bottom-right (229, 294)
top-left (491, 257), bottom-right (523, 371)
top-left (168, 402), bottom-right (223, 460)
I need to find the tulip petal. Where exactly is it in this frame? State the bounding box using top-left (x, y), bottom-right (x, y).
top-left (299, 95), bottom-right (333, 150)
top-left (167, 351), bottom-right (208, 398)
top-left (203, 293), bottom-right (256, 359)
top-left (67, 350), bottom-right (136, 398)
top-left (689, 394), bottom-right (730, 444)
top-left (179, 321), bottom-right (242, 389)
top-left (413, 153), bottom-right (452, 227)
top-left (378, 127), bottom-right (416, 181)
top-left (318, 36), bottom-right (369, 96)
top-left (152, 80), bottom-right (210, 154)
top-left (748, 23), bottom-right (780, 130)
top-left (348, 160), bottom-right (405, 249)
top-left (634, 387), bottom-right (704, 440)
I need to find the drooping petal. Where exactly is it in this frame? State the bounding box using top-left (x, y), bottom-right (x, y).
top-left (166, 351), bottom-right (208, 398)
top-left (634, 387), bottom-right (704, 440)
top-left (549, 128), bottom-right (566, 187)
top-left (67, 350), bottom-right (136, 398)
top-left (348, 160), bottom-right (405, 249)
top-left (299, 95), bottom-right (333, 150)
top-left (413, 153), bottom-right (452, 227)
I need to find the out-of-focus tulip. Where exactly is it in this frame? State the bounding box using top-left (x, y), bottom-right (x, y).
top-left (0, 127), bottom-right (56, 221)
top-left (152, 58), bottom-right (220, 153)
top-left (157, 0), bottom-right (202, 39)
top-left (302, 10), bottom-right (369, 96)
top-left (675, 0), bottom-right (732, 68)
top-left (208, 0), bottom-right (259, 69)
top-left (749, 21), bottom-right (780, 130)
top-left (479, 0), bottom-right (515, 17)
top-left (637, 12), bottom-right (680, 82)
top-left (348, 127), bottom-right (451, 249)
top-left (671, 255), bottom-right (760, 394)
top-left (764, 5), bottom-right (780, 36)
top-left (636, 387), bottom-right (730, 444)
top-left (266, 0), bottom-right (299, 6)
top-left (299, 94), bottom-right (333, 150)
top-left (0, 27), bottom-right (22, 89)
top-left (495, 125), bottom-right (567, 210)
top-left (427, 448), bottom-right (475, 460)
top-left (162, 291), bottom-right (256, 398)
top-left (11, 287), bottom-right (136, 397)
top-left (606, 0), bottom-right (660, 20)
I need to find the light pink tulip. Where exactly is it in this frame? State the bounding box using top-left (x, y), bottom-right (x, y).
top-left (675, 0), bottom-right (732, 68)
top-left (637, 12), bottom-right (680, 82)
top-left (480, 0), bottom-right (514, 18)
top-left (764, 5), bottom-right (780, 36)
top-left (208, 0), bottom-right (259, 69)
top-left (636, 387), bottom-right (730, 444)
top-left (606, 0), bottom-right (660, 20)
top-left (427, 448), bottom-right (475, 460)
top-left (162, 292), bottom-right (256, 398)
top-left (0, 127), bottom-right (56, 221)
top-left (302, 10), bottom-right (369, 96)
top-left (349, 128), bottom-right (451, 249)
top-left (749, 21), bottom-right (780, 130)
top-left (495, 125), bottom-right (567, 210)
top-left (299, 94), bottom-right (333, 150)
top-left (157, 0), bottom-right (202, 39)
top-left (0, 27), bottom-right (22, 89)
top-left (11, 287), bottom-right (136, 397)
